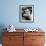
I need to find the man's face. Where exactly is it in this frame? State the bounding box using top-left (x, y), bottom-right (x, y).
top-left (25, 9), bottom-right (30, 14)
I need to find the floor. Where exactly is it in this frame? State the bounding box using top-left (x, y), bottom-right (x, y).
top-left (0, 44), bottom-right (2, 46)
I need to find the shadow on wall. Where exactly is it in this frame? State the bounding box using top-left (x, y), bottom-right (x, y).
top-left (0, 24), bottom-right (7, 43)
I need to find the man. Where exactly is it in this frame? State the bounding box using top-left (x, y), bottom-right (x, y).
top-left (22, 8), bottom-right (32, 20)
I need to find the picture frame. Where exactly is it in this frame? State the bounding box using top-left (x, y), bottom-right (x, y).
top-left (19, 5), bottom-right (34, 23)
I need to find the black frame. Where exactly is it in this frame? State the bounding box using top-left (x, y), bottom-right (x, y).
top-left (19, 5), bottom-right (34, 23)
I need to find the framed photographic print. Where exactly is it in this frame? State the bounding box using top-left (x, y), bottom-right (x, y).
top-left (19, 5), bottom-right (34, 23)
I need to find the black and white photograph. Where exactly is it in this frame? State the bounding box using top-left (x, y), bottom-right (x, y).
top-left (19, 5), bottom-right (34, 23)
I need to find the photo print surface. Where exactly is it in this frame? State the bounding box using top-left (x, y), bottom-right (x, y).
top-left (19, 5), bottom-right (34, 23)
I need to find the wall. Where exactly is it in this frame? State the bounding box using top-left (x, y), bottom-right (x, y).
top-left (0, 0), bottom-right (46, 29)
top-left (0, 0), bottom-right (39, 29)
top-left (0, 0), bottom-right (46, 28)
